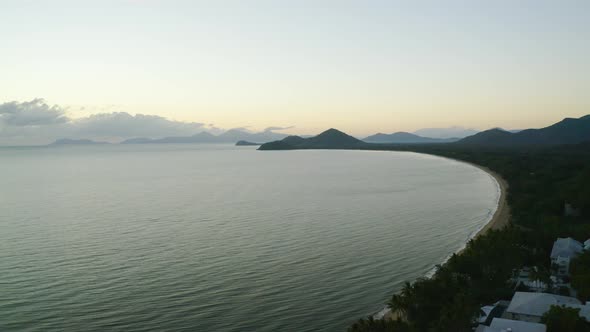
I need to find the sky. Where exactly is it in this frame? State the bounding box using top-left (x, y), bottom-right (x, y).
top-left (1, 0), bottom-right (589, 144)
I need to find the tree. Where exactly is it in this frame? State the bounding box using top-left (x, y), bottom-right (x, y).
top-left (387, 282), bottom-right (413, 320)
top-left (541, 305), bottom-right (590, 332)
top-left (570, 251), bottom-right (590, 302)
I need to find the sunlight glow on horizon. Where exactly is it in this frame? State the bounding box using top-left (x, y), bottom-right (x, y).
top-left (1, 0), bottom-right (589, 136)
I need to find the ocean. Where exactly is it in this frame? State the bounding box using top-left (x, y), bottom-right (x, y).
top-left (0, 144), bottom-right (499, 331)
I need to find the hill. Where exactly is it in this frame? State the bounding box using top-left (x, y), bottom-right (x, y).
top-left (258, 129), bottom-right (367, 150)
top-left (363, 132), bottom-right (458, 144)
top-left (457, 115), bottom-right (590, 147)
top-left (456, 128), bottom-right (514, 146)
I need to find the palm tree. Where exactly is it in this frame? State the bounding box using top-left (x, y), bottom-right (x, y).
top-left (387, 282), bottom-right (413, 320)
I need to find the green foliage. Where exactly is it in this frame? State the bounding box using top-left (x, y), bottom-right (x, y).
top-left (541, 305), bottom-right (590, 332)
top-left (349, 143), bottom-right (590, 331)
top-left (347, 316), bottom-right (414, 332)
top-left (570, 251), bottom-right (590, 302)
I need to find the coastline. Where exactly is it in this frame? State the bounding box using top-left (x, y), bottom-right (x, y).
top-left (463, 162), bottom-right (511, 241)
top-left (375, 155), bottom-right (510, 321)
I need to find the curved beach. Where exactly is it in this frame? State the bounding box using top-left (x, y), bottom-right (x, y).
top-left (465, 163), bottom-right (511, 239)
top-left (377, 157), bottom-right (511, 321)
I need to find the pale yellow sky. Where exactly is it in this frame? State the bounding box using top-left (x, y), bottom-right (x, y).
top-left (1, 1), bottom-right (589, 137)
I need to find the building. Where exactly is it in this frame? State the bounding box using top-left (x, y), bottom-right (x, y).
top-left (504, 292), bottom-right (584, 323)
top-left (585, 239), bottom-right (590, 251)
top-left (550, 237), bottom-right (583, 276)
top-left (477, 301), bottom-right (510, 325)
top-left (512, 267), bottom-right (548, 292)
top-left (475, 317), bottom-right (546, 332)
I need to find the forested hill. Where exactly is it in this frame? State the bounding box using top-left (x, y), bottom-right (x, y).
top-left (259, 115), bottom-right (590, 151)
top-left (362, 132), bottom-right (458, 144)
top-left (347, 142), bottom-right (590, 331)
top-left (456, 115), bottom-right (590, 147)
top-left (259, 124), bottom-right (590, 331)
top-left (258, 128), bottom-right (368, 150)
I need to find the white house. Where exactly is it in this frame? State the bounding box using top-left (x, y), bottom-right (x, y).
top-left (550, 237), bottom-right (583, 276)
top-left (504, 292), bottom-right (588, 323)
top-left (513, 267), bottom-right (548, 292)
top-left (475, 318), bottom-right (546, 332)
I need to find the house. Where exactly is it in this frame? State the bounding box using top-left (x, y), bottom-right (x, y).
top-left (512, 267), bottom-right (548, 292)
top-left (585, 239), bottom-right (590, 251)
top-left (550, 237), bottom-right (583, 276)
top-left (475, 317), bottom-right (546, 332)
top-left (503, 292), bottom-right (583, 322)
top-left (477, 301), bottom-right (510, 325)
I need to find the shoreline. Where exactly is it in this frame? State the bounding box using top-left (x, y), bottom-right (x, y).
top-left (375, 155), bottom-right (511, 321)
top-left (462, 162), bottom-right (511, 241)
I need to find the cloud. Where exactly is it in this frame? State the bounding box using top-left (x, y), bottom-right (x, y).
top-left (0, 99), bottom-right (209, 145)
top-left (228, 126), bottom-right (251, 131)
top-left (0, 99), bottom-right (69, 126)
top-left (263, 126), bottom-right (294, 132)
top-left (73, 112), bottom-right (205, 138)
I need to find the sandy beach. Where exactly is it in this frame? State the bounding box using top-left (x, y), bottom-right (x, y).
top-left (379, 158), bottom-right (511, 321)
top-left (467, 163), bottom-right (511, 238)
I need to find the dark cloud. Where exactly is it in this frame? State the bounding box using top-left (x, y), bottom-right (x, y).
top-left (0, 99), bottom-right (69, 126)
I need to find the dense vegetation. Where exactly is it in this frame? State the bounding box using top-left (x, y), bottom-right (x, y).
top-left (570, 251), bottom-right (590, 303)
top-left (348, 142), bottom-right (590, 331)
top-left (541, 306), bottom-right (590, 332)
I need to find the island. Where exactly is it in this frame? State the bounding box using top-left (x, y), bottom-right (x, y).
top-left (235, 140), bottom-right (261, 146)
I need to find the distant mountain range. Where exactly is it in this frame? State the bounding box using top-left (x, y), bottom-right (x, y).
top-left (50, 115), bottom-right (590, 148)
top-left (51, 138), bottom-right (110, 145)
top-left (412, 127), bottom-right (479, 139)
top-left (362, 132), bottom-right (458, 144)
top-left (457, 115), bottom-right (590, 147)
top-left (48, 129), bottom-right (288, 146)
top-left (259, 115), bottom-right (590, 150)
top-left (120, 129), bottom-right (288, 144)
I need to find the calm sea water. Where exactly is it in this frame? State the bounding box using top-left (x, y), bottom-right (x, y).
top-left (0, 144), bottom-right (499, 332)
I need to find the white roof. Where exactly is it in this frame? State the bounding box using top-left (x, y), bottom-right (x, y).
top-left (478, 305), bottom-right (496, 323)
top-left (477, 318), bottom-right (547, 332)
top-left (507, 292), bottom-right (581, 317)
top-left (550, 237), bottom-right (583, 259)
top-left (584, 239), bottom-right (590, 247)
top-left (567, 303), bottom-right (590, 320)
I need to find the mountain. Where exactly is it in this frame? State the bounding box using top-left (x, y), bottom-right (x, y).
top-left (121, 130), bottom-right (288, 144)
top-left (413, 127), bottom-right (479, 139)
top-left (457, 115), bottom-right (590, 147)
top-left (50, 138), bottom-right (109, 145)
top-left (456, 129), bottom-right (513, 146)
top-left (362, 132), bottom-right (458, 144)
top-left (258, 128), bottom-right (367, 150)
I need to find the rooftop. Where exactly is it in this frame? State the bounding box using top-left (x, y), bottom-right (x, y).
top-left (476, 318), bottom-right (546, 332)
top-left (550, 237), bottom-right (583, 259)
top-left (506, 292), bottom-right (581, 317)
